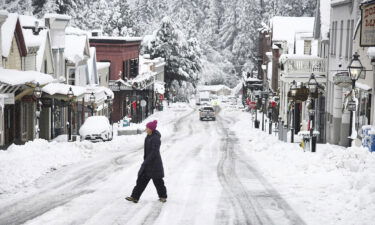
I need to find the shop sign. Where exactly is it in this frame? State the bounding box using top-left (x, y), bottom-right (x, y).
top-left (0, 93), bottom-right (15, 105)
top-left (360, 1), bottom-right (375, 46)
top-left (333, 72), bottom-right (352, 88)
top-left (347, 100), bottom-right (357, 112)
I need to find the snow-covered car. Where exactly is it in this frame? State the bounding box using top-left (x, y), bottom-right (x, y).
top-left (199, 106), bottom-right (216, 121)
top-left (79, 116), bottom-right (113, 142)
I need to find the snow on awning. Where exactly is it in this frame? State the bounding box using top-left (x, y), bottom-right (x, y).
top-left (42, 83), bottom-right (86, 97)
top-left (84, 85), bottom-right (114, 104)
top-left (356, 82), bottom-right (371, 91)
top-left (0, 68), bottom-right (54, 86)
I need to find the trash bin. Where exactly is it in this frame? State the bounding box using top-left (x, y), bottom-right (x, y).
top-left (370, 134), bottom-right (375, 152)
top-left (255, 120), bottom-right (260, 128)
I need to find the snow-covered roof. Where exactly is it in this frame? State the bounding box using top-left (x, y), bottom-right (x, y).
top-left (19, 15), bottom-right (50, 72)
top-left (42, 83), bottom-right (86, 97)
top-left (271, 16), bottom-right (315, 52)
top-left (320, 0), bottom-right (331, 40)
top-left (85, 85), bottom-right (114, 104)
top-left (89, 36), bottom-right (143, 42)
top-left (65, 34), bottom-right (89, 63)
top-left (65, 26), bottom-right (90, 36)
top-left (0, 68), bottom-right (54, 86)
top-left (19, 16), bottom-right (45, 48)
top-left (44, 14), bottom-right (71, 21)
top-left (198, 85), bottom-right (231, 92)
top-left (97, 62), bottom-right (110, 70)
top-left (1, 13), bottom-right (18, 57)
top-left (231, 82), bottom-right (243, 95)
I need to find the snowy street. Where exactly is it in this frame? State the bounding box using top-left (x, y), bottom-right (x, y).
top-left (0, 103), bottom-right (374, 225)
top-left (0, 104), bottom-right (302, 225)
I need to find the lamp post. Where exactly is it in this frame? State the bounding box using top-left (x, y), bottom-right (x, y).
top-left (67, 87), bottom-right (74, 142)
top-left (262, 97), bottom-right (266, 131)
top-left (290, 80), bottom-right (298, 143)
top-left (347, 52), bottom-right (364, 147)
top-left (33, 82), bottom-right (42, 139)
top-left (105, 93), bottom-right (113, 124)
top-left (307, 73), bottom-right (319, 152)
top-left (268, 92), bottom-right (273, 135)
top-left (89, 92), bottom-right (96, 116)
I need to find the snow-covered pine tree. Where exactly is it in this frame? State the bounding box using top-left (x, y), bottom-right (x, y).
top-left (105, 0), bottom-right (135, 36)
top-left (143, 17), bottom-right (202, 88)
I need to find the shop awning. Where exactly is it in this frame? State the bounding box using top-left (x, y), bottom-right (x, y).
top-left (0, 68), bottom-right (54, 86)
top-left (42, 83), bottom-right (86, 100)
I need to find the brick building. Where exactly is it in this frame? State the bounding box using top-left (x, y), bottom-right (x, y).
top-left (89, 37), bottom-right (154, 123)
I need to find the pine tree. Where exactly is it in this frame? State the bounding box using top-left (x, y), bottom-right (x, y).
top-left (144, 17), bottom-right (202, 88)
top-left (105, 0), bottom-right (135, 36)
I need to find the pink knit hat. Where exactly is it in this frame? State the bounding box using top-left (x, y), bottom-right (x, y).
top-left (146, 120), bottom-right (158, 131)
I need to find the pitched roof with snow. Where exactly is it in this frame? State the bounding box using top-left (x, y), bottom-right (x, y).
top-left (65, 34), bottom-right (89, 63)
top-left (1, 13), bottom-right (18, 57)
top-left (271, 16), bottom-right (315, 52)
top-left (19, 15), bottom-right (51, 72)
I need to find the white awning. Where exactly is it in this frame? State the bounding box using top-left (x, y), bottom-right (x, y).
top-left (42, 83), bottom-right (86, 97)
top-left (0, 68), bottom-right (54, 86)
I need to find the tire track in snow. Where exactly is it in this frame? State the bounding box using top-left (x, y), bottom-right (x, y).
top-left (215, 115), bottom-right (273, 225)
top-left (215, 111), bottom-right (306, 225)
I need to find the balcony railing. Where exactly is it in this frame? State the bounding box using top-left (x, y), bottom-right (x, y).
top-left (280, 56), bottom-right (327, 76)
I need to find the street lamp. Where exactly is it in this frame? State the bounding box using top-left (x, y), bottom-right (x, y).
top-left (262, 97), bottom-right (266, 131)
top-left (105, 93), bottom-right (113, 124)
top-left (89, 92), bottom-right (96, 116)
top-left (307, 73), bottom-right (320, 152)
top-left (268, 92), bottom-right (274, 135)
top-left (347, 52), bottom-right (364, 147)
top-left (289, 80), bottom-right (298, 143)
top-left (67, 87), bottom-right (74, 142)
top-left (33, 82), bottom-right (42, 139)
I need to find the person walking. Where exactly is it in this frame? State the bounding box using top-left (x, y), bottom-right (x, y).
top-left (126, 120), bottom-right (167, 203)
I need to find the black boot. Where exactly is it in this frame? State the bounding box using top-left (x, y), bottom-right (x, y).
top-left (125, 196), bottom-right (138, 203)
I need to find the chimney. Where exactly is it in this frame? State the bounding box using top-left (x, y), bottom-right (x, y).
top-left (44, 14), bottom-right (71, 79)
top-left (0, 10), bottom-right (8, 67)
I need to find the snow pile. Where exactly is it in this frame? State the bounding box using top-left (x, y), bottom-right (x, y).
top-left (224, 109), bottom-right (375, 225)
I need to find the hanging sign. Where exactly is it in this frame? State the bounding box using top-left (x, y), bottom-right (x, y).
top-left (360, 1), bottom-right (375, 46)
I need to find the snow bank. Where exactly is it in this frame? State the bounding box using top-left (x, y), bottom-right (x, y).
top-left (223, 108), bottom-right (375, 225)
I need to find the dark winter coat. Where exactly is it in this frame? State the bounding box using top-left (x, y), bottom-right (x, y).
top-left (138, 130), bottom-right (164, 179)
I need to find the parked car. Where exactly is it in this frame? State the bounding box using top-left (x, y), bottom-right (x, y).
top-left (199, 106), bottom-right (216, 121)
top-left (79, 116), bottom-right (113, 142)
